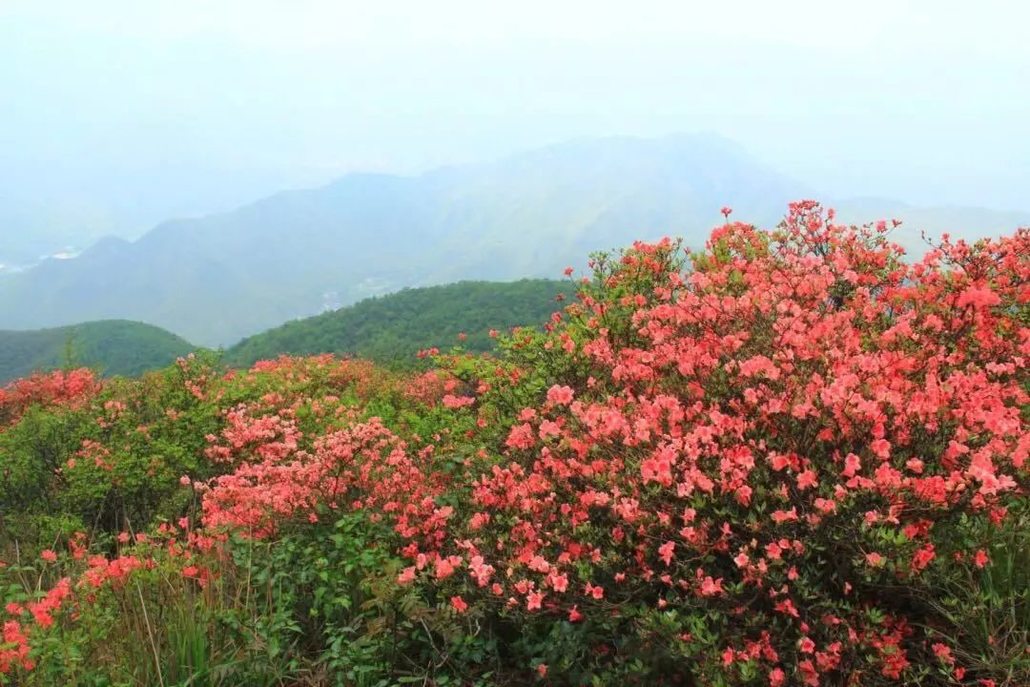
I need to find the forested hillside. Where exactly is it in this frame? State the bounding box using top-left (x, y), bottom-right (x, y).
top-left (0, 320), bottom-right (195, 383)
top-left (224, 279), bottom-right (567, 368)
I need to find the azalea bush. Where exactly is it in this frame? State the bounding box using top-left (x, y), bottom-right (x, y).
top-left (410, 203), bottom-right (1028, 685)
top-left (1, 202), bottom-right (1027, 686)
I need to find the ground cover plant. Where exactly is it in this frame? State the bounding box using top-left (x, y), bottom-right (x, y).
top-left (1, 202), bottom-right (1027, 686)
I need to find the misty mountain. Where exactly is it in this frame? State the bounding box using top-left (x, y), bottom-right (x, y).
top-left (0, 134), bottom-right (807, 345)
top-left (0, 202), bottom-right (104, 270)
top-left (0, 134), bottom-right (1025, 346)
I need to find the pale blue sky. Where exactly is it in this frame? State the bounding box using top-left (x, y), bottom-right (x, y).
top-left (1, 0), bottom-right (1028, 248)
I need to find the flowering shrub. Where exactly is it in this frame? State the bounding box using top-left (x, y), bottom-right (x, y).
top-left (413, 203), bottom-right (1028, 685)
top-left (0, 369), bottom-right (99, 428)
top-left (1, 202), bottom-right (1027, 686)
top-left (201, 418), bottom-right (447, 542)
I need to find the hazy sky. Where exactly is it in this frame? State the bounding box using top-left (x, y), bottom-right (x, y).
top-left (2, 0), bottom-right (1028, 248)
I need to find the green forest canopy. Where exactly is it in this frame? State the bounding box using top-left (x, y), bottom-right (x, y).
top-left (224, 279), bottom-right (567, 368)
top-left (0, 320), bottom-right (195, 383)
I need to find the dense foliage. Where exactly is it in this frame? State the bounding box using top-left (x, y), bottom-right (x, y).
top-left (224, 280), bottom-right (567, 370)
top-left (0, 320), bottom-right (196, 384)
top-left (1, 203), bottom-right (1027, 686)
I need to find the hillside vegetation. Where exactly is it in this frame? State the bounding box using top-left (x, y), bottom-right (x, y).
top-left (224, 279), bottom-right (567, 368)
top-left (0, 319), bottom-right (195, 383)
top-left (1, 206), bottom-right (1027, 686)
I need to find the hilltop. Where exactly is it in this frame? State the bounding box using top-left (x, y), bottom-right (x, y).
top-left (224, 279), bottom-right (567, 368)
top-left (0, 320), bottom-right (195, 383)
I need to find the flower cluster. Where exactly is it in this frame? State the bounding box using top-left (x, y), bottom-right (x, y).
top-left (0, 368), bottom-right (99, 427)
top-left (417, 203), bottom-right (1029, 683)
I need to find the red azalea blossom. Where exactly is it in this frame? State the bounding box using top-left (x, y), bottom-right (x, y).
top-left (450, 595), bottom-right (469, 613)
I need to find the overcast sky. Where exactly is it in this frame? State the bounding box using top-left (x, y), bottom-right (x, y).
top-left (2, 0), bottom-right (1028, 246)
